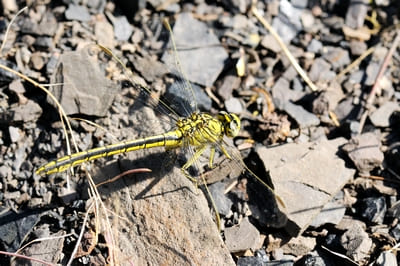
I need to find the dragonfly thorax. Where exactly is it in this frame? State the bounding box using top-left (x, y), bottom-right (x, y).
top-left (175, 111), bottom-right (241, 147)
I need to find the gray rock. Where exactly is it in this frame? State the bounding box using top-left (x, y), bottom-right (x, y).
top-left (340, 222), bottom-right (372, 262)
top-left (345, 0), bottom-right (369, 29)
top-left (0, 210), bottom-right (40, 252)
top-left (162, 13), bottom-right (228, 87)
top-left (218, 74), bottom-right (241, 101)
top-left (272, 0), bottom-right (302, 43)
top-left (390, 224), bottom-right (400, 241)
top-left (92, 100), bottom-right (235, 265)
top-left (282, 101), bottom-right (320, 128)
top-left (322, 47), bottom-right (350, 71)
top-left (310, 192), bottom-right (346, 227)
top-left (225, 218), bottom-right (260, 253)
top-left (14, 230), bottom-right (64, 265)
top-left (8, 126), bottom-right (20, 143)
top-left (131, 55), bottom-right (168, 83)
top-left (65, 4), bottom-right (91, 22)
top-left (225, 97), bottom-right (243, 114)
top-left (342, 132), bottom-right (384, 175)
top-left (387, 200), bottom-right (400, 219)
top-left (49, 48), bottom-right (117, 116)
top-left (165, 81), bottom-right (211, 113)
top-left (365, 62), bottom-right (380, 86)
top-left (94, 20), bottom-right (114, 47)
top-left (369, 102), bottom-right (400, 127)
top-left (309, 58), bottom-right (331, 82)
top-left (374, 0), bottom-right (390, 6)
top-left (208, 182), bottom-right (233, 216)
top-left (237, 256), bottom-right (264, 266)
top-left (281, 236), bottom-right (316, 257)
top-left (113, 16), bottom-right (133, 41)
top-left (374, 251), bottom-right (397, 266)
top-left (271, 78), bottom-right (305, 109)
top-left (256, 138), bottom-right (355, 236)
top-left (359, 196), bottom-right (386, 224)
top-left (33, 36), bottom-right (53, 50)
top-left (350, 40), bottom-right (367, 56)
top-left (261, 34), bottom-right (281, 53)
top-left (307, 39), bottom-right (323, 54)
top-left (8, 100), bottom-right (42, 122)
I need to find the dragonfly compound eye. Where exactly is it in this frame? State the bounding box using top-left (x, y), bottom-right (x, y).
top-left (219, 112), bottom-right (240, 138)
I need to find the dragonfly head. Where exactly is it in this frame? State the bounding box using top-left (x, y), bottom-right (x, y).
top-left (218, 111), bottom-right (241, 138)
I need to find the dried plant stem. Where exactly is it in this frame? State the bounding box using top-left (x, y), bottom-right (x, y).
top-left (251, 6), bottom-right (318, 92)
top-left (358, 30), bottom-right (400, 134)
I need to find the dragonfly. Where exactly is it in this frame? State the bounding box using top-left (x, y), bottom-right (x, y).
top-left (35, 19), bottom-right (285, 219)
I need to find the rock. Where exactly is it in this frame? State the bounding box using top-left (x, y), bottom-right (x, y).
top-left (0, 59), bottom-right (18, 85)
top-left (369, 102), bottom-right (400, 127)
top-left (0, 210), bottom-right (40, 252)
top-left (225, 218), bottom-right (261, 253)
top-left (8, 126), bottom-right (20, 143)
top-left (374, 251), bottom-right (397, 266)
top-left (390, 224), bottom-right (400, 241)
top-left (113, 16), bottom-right (133, 41)
top-left (33, 36), bottom-right (53, 50)
top-left (65, 4), bottom-right (91, 22)
top-left (282, 101), bottom-right (320, 128)
top-left (342, 132), bottom-right (384, 175)
top-left (131, 54), bottom-right (168, 83)
top-left (256, 138), bottom-right (355, 236)
top-left (237, 256), bottom-right (265, 266)
top-left (359, 196), bottom-right (387, 224)
top-left (92, 103), bottom-right (235, 265)
top-left (340, 222), bottom-right (372, 262)
top-left (309, 58), bottom-right (331, 82)
top-left (281, 236), bottom-right (316, 257)
top-left (297, 250), bottom-right (336, 266)
top-left (387, 200), bottom-right (400, 219)
top-left (218, 74), bottom-right (241, 101)
top-left (14, 230), bottom-right (64, 265)
top-left (301, 11), bottom-right (315, 30)
top-left (272, 0), bottom-right (302, 43)
top-left (307, 39), bottom-right (323, 54)
top-left (49, 48), bottom-right (117, 116)
top-left (271, 78), bottom-right (305, 109)
top-left (310, 191), bottom-right (346, 227)
top-left (208, 182), bottom-right (233, 216)
top-left (261, 34), bottom-right (281, 53)
top-left (7, 100), bottom-right (42, 122)
top-left (94, 19), bottom-right (115, 48)
top-left (345, 0), bottom-right (369, 29)
top-left (87, 0), bottom-right (106, 13)
top-left (349, 40), bottom-right (367, 56)
top-left (165, 79), bottom-right (212, 113)
top-left (322, 47), bottom-right (350, 71)
top-left (225, 97), bottom-right (243, 114)
top-left (365, 62), bottom-right (381, 86)
top-left (29, 52), bottom-right (45, 70)
top-left (162, 12), bottom-right (229, 87)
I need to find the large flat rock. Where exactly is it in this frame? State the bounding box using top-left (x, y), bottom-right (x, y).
top-left (256, 138), bottom-right (355, 236)
top-left (93, 105), bottom-right (234, 265)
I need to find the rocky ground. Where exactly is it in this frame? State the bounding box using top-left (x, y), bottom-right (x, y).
top-left (0, 0), bottom-right (399, 265)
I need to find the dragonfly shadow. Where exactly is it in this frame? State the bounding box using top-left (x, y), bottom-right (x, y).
top-left (92, 150), bottom-right (194, 200)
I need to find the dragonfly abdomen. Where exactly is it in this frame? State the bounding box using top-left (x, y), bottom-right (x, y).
top-left (36, 131), bottom-right (182, 175)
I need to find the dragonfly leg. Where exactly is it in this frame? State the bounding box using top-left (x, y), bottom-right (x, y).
top-left (181, 145), bottom-right (207, 188)
top-left (220, 144), bottom-right (232, 160)
top-left (209, 146), bottom-right (216, 168)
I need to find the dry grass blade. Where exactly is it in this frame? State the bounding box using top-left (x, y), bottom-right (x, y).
top-left (336, 47), bottom-right (375, 80)
top-left (251, 5), bottom-right (318, 92)
top-left (358, 29), bottom-right (400, 134)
